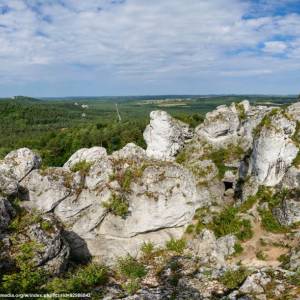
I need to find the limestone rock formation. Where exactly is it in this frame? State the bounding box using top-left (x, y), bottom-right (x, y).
top-left (0, 197), bottom-right (15, 232)
top-left (143, 110), bottom-right (192, 160)
top-left (188, 229), bottom-right (236, 267)
top-left (0, 148), bottom-right (41, 196)
top-left (247, 111), bottom-right (298, 186)
top-left (1, 100), bottom-right (300, 298)
top-left (63, 146), bottom-right (107, 170)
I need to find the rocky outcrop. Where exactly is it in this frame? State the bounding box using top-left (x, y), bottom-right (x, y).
top-left (11, 142), bottom-right (203, 264)
top-left (246, 111), bottom-right (298, 186)
top-left (195, 103), bottom-right (241, 144)
top-left (273, 189), bottom-right (300, 226)
top-left (188, 229), bottom-right (236, 268)
top-left (1, 101), bottom-right (300, 297)
top-left (143, 110), bottom-right (192, 160)
top-left (0, 197), bottom-right (15, 232)
top-left (21, 215), bottom-right (70, 274)
top-left (0, 148), bottom-right (41, 196)
top-left (63, 146), bottom-right (107, 170)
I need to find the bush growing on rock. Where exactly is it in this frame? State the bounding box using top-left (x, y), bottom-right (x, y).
top-left (102, 193), bottom-right (129, 218)
top-left (165, 238), bottom-right (186, 254)
top-left (210, 207), bottom-right (253, 241)
top-left (220, 267), bottom-right (250, 290)
top-left (70, 160), bottom-right (93, 175)
top-left (46, 263), bottom-right (108, 293)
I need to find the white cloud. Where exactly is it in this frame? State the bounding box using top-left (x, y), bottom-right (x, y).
top-left (263, 41), bottom-right (288, 53)
top-left (0, 0), bottom-right (299, 94)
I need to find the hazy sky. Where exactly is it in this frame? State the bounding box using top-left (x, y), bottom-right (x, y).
top-left (0, 0), bottom-right (300, 97)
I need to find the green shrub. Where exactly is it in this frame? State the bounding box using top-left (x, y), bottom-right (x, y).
top-left (253, 108), bottom-right (279, 136)
top-left (256, 250), bottom-right (267, 260)
top-left (288, 269), bottom-right (300, 286)
top-left (176, 150), bottom-right (188, 164)
top-left (220, 267), bottom-right (249, 289)
top-left (117, 255), bottom-right (147, 280)
top-left (239, 195), bottom-right (257, 213)
top-left (185, 224), bottom-right (195, 234)
top-left (293, 151), bottom-right (300, 168)
top-left (210, 207), bottom-right (253, 241)
top-left (40, 220), bottom-right (53, 231)
top-left (0, 241), bottom-right (47, 293)
top-left (70, 160), bottom-right (93, 175)
top-left (208, 146), bottom-right (243, 179)
top-left (121, 169), bottom-right (133, 192)
top-left (122, 279), bottom-right (141, 295)
top-left (233, 242), bottom-right (244, 255)
top-left (46, 263), bottom-right (108, 293)
top-left (235, 103), bottom-right (246, 121)
top-left (165, 238), bottom-right (186, 254)
top-left (141, 242), bottom-right (154, 257)
top-left (278, 254), bottom-right (290, 265)
top-left (259, 209), bottom-right (287, 233)
top-left (102, 194), bottom-right (129, 218)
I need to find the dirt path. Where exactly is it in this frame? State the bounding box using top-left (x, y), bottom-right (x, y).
top-left (230, 204), bottom-right (292, 268)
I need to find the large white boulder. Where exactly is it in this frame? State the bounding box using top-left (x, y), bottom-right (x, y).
top-left (63, 146), bottom-right (107, 170)
top-left (248, 111), bottom-right (298, 186)
top-left (21, 143), bottom-right (205, 264)
top-left (2, 148), bottom-right (41, 181)
top-left (143, 111), bottom-right (192, 161)
top-left (21, 168), bottom-right (76, 212)
top-left (188, 229), bottom-right (236, 267)
top-left (195, 104), bottom-right (240, 143)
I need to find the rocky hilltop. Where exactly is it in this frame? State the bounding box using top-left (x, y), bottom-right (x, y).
top-left (1, 100), bottom-right (300, 299)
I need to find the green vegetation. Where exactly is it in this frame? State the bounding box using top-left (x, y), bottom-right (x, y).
top-left (165, 238), bottom-right (186, 254)
top-left (256, 250), bottom-right (267, 260)
top-left (46, 263), bottom-right (108, 293)
top-left (117, 255), bottom-right (147, 295)
top-left (235, 103), bottom-right (246, 121)
top-left (239, 194), bottom-right (258, 213)
top-left (255, 187), bottom-right (289, 233)
top-left (252, 108), bottom-right (280, 136)
top-left (70, 160), bottom-right (93, 174)
top-left (288, 269), bottom-right (300, 286)
top-left (259, 209), bottom-right (287, 233)
top-left (102, 194), bottom-right (129, 218)
top-left (141, 242), bottom-right (155, 257)
top-left (210, 207), bottom-right (253, 241)
top-left (233, 242), bottom-right (244, 255)
top-left (0, 95), bottom-right (295, 167)
top-left (117, 255), bottom-right (147, 280)
top-left (208, 145), bottom-right (244, 179)
top-left (219, 267), bottom-right (249, 289)
top-left (0, 241), bottom-right (47, 293)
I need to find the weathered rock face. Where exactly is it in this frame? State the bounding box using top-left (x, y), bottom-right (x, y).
top-left (0, 148), bottom-right (41, 196)
top-left (2, 148), bottom-right (42, 182)
top-left (22, 215), bottom-right (70, 274)
top-left (247, 111), bottom-right (298, 186)
top-left (21, 168), bottom-right (76, 212)
top-left (63, 146), bottom-right (107, 170)
top-left (10, 143), bottom-right (203, 264)
top-left (273, 189), bottom-right (300, 226)
top-left (0, 197), bottom-right (15, 232)
top-left (188, 229), bottom-right (236, 268)
top-left (195, 103), bottom-right (240, 144)
top-left (143, 110), bottom-right (192, 161)
top-left (238, 271), bottom-right (271, 296)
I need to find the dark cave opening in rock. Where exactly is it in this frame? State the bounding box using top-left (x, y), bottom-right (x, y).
top-left (223, 181), bottom-right (233, 191)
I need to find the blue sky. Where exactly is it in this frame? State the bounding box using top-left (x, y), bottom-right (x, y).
top-left (0, 0), bottom-right (300, 97)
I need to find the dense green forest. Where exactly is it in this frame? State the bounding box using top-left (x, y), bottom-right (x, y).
top-left (0, 95), bottom-right (297, 166)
